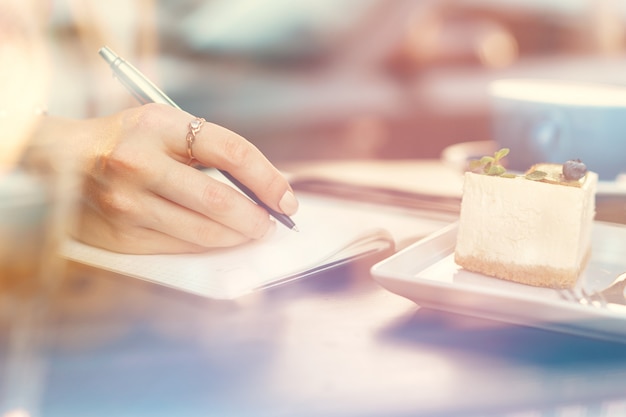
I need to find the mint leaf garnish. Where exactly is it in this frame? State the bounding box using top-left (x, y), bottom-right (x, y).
top-left (469, 148), bottom-right (510, 176)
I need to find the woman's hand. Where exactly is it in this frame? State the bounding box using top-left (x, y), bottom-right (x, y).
top-left (28, 103), bottom-right (299, 254)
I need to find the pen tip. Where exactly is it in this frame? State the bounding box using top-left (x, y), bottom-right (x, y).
top-left (292, 226), bottom-right (300, 232)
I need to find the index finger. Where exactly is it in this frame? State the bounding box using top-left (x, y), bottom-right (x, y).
top-left (179, 117), bottom-right (299, 217)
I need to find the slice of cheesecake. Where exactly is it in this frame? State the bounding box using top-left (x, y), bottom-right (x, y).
top-left (454, 159), bottom-right (597, 289)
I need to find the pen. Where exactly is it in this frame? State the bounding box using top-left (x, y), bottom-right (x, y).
top-left (98, 46), bottom-right (298, 231)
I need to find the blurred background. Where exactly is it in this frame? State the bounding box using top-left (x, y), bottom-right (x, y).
top-left (44, 0), bottom-right (626, 164)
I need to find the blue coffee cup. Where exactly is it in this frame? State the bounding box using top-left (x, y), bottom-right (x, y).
top-left (490, 79), bottom-right (626, 181)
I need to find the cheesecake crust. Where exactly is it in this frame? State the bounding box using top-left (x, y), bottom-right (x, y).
top-left (454, 247), bottom-right (592, 289)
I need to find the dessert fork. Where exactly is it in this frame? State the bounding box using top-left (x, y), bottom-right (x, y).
top-left (558, 272), bottom-right (626, 308)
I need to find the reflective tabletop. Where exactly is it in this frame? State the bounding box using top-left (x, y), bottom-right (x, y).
top-left (5, 249), bottom-right (626, 417)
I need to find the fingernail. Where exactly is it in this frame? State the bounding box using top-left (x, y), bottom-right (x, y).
top-left (278, 190), bottom-right (299, 215)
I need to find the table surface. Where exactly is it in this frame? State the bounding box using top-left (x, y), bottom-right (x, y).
top-left (3, 163), bottom-right (626, 417)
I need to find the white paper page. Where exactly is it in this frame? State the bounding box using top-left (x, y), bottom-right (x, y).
top-left (60, 195), bottom-right (395, 299)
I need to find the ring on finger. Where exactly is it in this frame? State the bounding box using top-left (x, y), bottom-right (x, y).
top-left (186, 117), bottom-right (206, 164)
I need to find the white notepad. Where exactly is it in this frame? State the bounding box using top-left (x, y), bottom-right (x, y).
top-left (60, 194), bottom-right (436, 299)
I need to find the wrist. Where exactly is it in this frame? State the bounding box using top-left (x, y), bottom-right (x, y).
top-left (0, 103), bottom-right (48, 118)
top-left (0, 104), bottom-right (49, 172)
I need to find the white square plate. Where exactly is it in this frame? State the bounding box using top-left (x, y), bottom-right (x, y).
top-left (371, 221), bottom-right (626, 343)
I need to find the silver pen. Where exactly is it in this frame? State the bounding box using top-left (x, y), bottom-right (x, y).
top-left (98, 46), bottom-right (297, 231)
